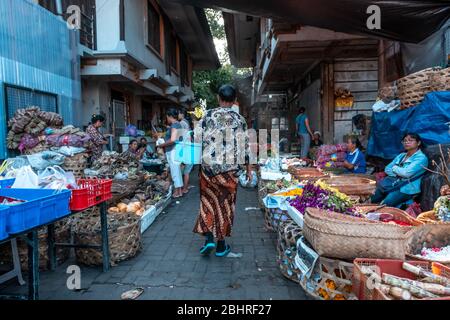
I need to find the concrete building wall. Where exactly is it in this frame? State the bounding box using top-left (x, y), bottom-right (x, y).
top-left (95, 0), bottom-right (121, 51)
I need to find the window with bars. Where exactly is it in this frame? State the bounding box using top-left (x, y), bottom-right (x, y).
top-left (169, 33), bottom-right (178, 72)
top-left (147, 1), bottom-right (161, 55)
top-left (272, 117), bottom-right (289, 131)
top-left (5, 85), bottom-right (57, 122)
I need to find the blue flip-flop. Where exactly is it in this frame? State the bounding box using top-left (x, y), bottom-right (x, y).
top-left (200, 242), bottom-right (216, 255)
top-left (215, 245), bottom-right (231, 257)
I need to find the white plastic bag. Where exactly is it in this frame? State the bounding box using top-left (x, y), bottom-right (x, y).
top-left (239, 171), bottom-right (258, 188)
top-left (11, 166), bottom-right (39, 189)
top-left (38, 166), bottom-right (72, 189)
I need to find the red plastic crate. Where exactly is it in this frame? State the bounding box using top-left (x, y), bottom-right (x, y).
top-left (70, 179), bottom-right (112, 212)
top-left (353, 259), bottom-right (450, 300)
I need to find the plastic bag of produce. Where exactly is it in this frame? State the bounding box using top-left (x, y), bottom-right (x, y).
top-left (39, 166), bottom-right (75, 189)
top-left (239, 171), bottom-right (258, 188)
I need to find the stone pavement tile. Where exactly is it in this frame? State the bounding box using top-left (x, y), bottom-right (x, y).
top-left (181, 287), bottom-right (203, 300)
top-left (145, 271), bottom-right (178, 286)
top-left (259, 285), bottom-right (291, 300)
top-left (81, 284), bottom-right (124, 300)
top-left (140, 286), bottom-right (175, 300)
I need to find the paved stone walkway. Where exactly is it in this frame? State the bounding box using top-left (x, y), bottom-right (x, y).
top-left (0, 170), bottom-right (307, 300)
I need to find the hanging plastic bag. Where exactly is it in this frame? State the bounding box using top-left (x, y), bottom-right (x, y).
top-left (239, 171), bottom-right (258, 188)
top-left (125, 125), bottom-right (138, 137)
top-left (11, 166), bottom-right (39, 189)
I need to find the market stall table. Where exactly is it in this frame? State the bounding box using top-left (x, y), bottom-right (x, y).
top-left (0, 202), bottom-right (111, 300)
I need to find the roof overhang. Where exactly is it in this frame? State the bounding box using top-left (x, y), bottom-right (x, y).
top-left (159, 2), bottom-right (220, 70)
top-left (164, 0), bottom-right (450, 43)
top-left (223, 13), bottom-right (260, 68)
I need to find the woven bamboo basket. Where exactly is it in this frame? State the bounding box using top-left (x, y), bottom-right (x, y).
top-left (277, 219), bottom-right (303, 284)
top-left (405, 224), bottom-right (450, 264)
top-left (356, 205), bottom-right (424, 227)
top-left (0, 219), bottom-right (71, 271)
top-left (299, 256), bottom-right (356, 300)
top-left (288, 167), bottom-right (327, 182)
top-left (23, 142), bottom-right (49, 155)
top-left (62, 153), bottom-right (88, 179)
top-left (319, 176), bottom-right (376, 197)
top-left (430, 67), bottom-right (450, 91)
top-left (397, 67), bottom-right (438, 109)
top-left (110, 176), bottom-right (145, 204)
top-left (303, 208), bottom-right (414, 260)
top-left (72, 207), bottom-right (142, 266)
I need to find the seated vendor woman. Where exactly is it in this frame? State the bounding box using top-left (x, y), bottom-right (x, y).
top-left (371, 133), bottom-right (429, 208)
top-left (343, 137), bottom-right (366, 174)
top-left (122, 140), bottom-right (141, 160)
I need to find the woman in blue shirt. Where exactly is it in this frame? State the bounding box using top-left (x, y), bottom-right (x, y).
top-left (343, 137), bottom-right (366, 174)
top-left (295, 107), bottom-right (314, 158)
top-left (371, 133), bottom-right (429, 208)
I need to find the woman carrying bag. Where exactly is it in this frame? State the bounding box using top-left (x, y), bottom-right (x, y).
top-left (157, 108), bottom-right (184, 199)
top-left (371, 133), bottom-right (429, 208)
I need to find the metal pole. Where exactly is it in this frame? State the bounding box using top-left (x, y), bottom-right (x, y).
top-left (27, 231), bottom-right (39, 300)
top-left (47, 224), bottom-right (56, 271)
top-left (99, 203), bottom-right (110, 272)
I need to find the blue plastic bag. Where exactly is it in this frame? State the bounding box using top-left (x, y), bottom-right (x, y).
top-left (125, 125), bottom-right (138, 137)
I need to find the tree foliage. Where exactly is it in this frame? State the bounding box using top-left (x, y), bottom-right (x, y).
top-left (193, 9), bottom-right (253, 109)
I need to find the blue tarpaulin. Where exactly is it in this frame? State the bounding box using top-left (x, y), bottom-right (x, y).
top-left (368, 91), bottom-right (450, 160)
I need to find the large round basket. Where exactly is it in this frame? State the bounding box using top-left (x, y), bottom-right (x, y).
top-left (277, 219), bottom-right (302, 284)
top-left (405, 224), bottom-right (450, 265)
top-left (430, 67), bottom-right (450, 91)
top-left (318, 175), bottom-right (376, 197)
top-left (0, 219), bottom-right (71, 271)
top-left (288, 167), bottom-right (327, 182)
top-left (397, 67), bottom-right (437, 109)
top-left (62, 153), bottom-right (88, 179)
top-left (72, 207), bottom-right (142, 266)
top-left (303, 208), bottom-right (414, 260)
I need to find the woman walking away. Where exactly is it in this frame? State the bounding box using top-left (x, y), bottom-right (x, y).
top-left (193, 84), bottom-right (253, 257)
top-left (371, 133), bottom-right (429, 208)
top-left (178, 109), bottom-right (194, 194)
top-left (343, 137), bottom-right (366, 174)
top-left (86, 114), bottom-right (109, 163)
top-left (296, 107), bottom-right (314, 158)
top-left (157, 108), bottom-right (184, 198)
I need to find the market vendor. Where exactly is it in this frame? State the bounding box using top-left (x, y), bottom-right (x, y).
top-left (86, 114), bottom-right (109, 162)
top-left (441, 185), bottom-right (450, 196)
top-left (343, 137), bottom-right (366, 174)
top-left (156, 108), bottom-right (184, 199)
top-left (371, 133), bottom-right (429, 208)
top-left (140, 137), bottom-right (155, 158)
top-left (122, 140), bottom-right (142, 160)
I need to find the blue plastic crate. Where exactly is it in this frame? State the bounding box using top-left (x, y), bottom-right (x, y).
top-left (0, 178), bottom-right (15, 188)
top-left (0, 206), bottom-right (9, 241)
top-left (0, 189), bottom-right (72, 234)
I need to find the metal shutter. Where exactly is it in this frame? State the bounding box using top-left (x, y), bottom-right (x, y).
top-left (5, 86), bottom-right (57, 121)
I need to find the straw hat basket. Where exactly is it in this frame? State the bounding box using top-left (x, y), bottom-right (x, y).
top-left (303, 208), bottom-right (414, 260)
top-left (397, 67), bottom-right (439, 109)
top-left (277, 218), bottom-right (303, 283)
top-left (62, 152), bottom-right (88, 179)
top-left (0, 218), bottom-right (71, 271)
top-left (318, 176), bottom-right (376, 197)
top-left (406, 224), bottom-right (450, 265)
top-left (72, 207), bottom-right (142, 266)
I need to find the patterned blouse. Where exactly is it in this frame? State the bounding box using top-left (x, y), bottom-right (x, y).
top-left (197, 107), bottom-right (250, 177)
top-left (86, 125), bottom-right (106, 161)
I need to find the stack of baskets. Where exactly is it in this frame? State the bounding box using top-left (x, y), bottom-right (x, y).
top-left (72, 206), bottom-right (142, 266)
top-left (396, 67), bottom-right (449, 109)
top-left (277, 218), bottom-right (303, 283)
top-left (63, 153), bottom-right (88, 179)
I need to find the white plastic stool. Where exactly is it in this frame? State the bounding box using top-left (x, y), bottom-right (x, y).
top-left (0, 239), bottom-right (26, 286)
